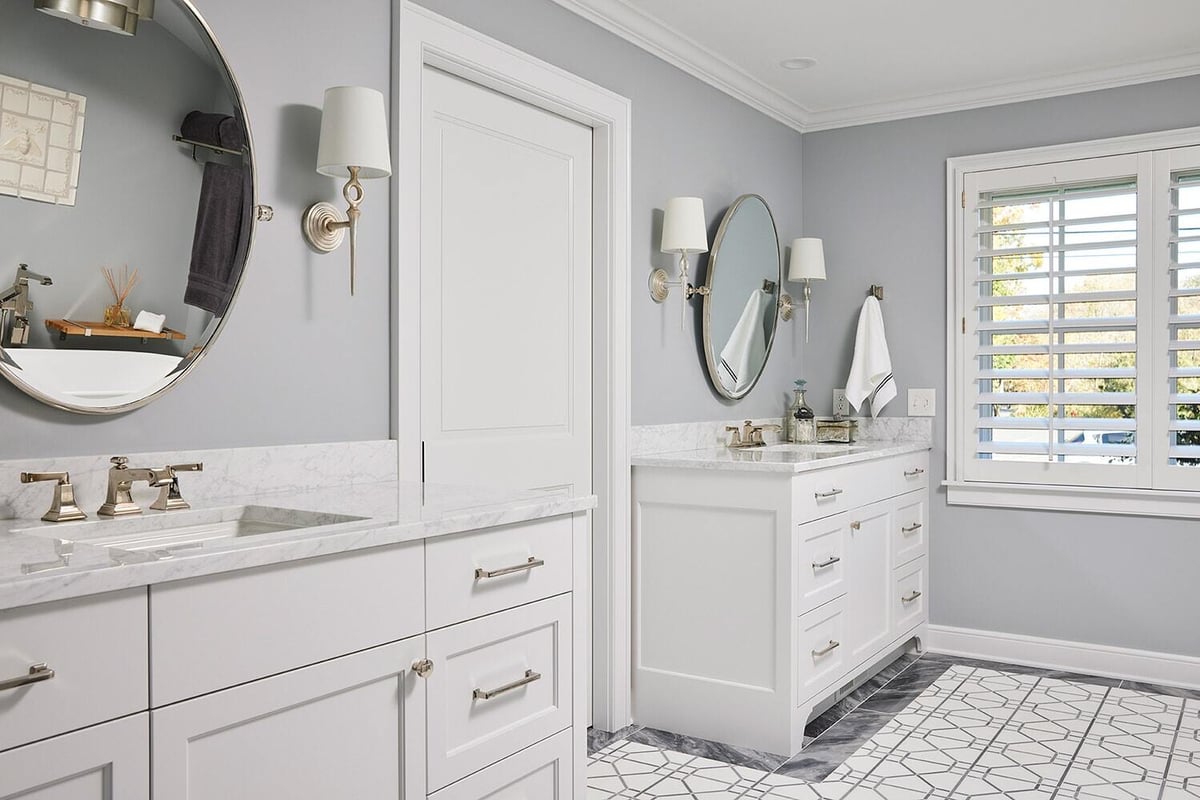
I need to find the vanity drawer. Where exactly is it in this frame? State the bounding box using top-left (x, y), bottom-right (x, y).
top-left (430, 729), bottom-right (573, 800)
top-left (892, 558), bottom-right (927, 636)
top-left (891, 494), bottom-right (927, 568)
top-left (796, 514), bottom-right (847, 614)
top-left (792, 463), bottom-right (866, 521)
top-left (796, 596), bottom-right (848, 705)
top-left (0, 589), bottom-right (148, 752)
top-left (150, 542), bottom-right (423, 706)
top-left (426, 594), bottom-right (572, 790)
top-left (890, 452), bottom-right (930, 497)
top-left (426, 515), bottom-right (573, 630)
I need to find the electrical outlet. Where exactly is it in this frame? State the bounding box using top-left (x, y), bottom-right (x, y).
top-left (908, 388), bottom-right (936, 417)
top-left (832, 388), bottom-right (850, 417)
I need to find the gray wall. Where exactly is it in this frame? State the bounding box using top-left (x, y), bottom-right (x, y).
top-left (0, 0), bottom-right (394, 459)
top-left (802, 75), bottom-right (1200, 658)
top-left (1, 6), bottom-right (226, 352)
top-left (413, 0), bottom-right (807, 427)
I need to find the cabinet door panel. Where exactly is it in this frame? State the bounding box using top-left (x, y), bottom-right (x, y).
top-left (845, 501), bottom-right (892, 663)
top-left (430, 729), bottom-right (573, 800)
top-left (152, 636), bottom-right (425, 800)
top-left (0, 713), bottom-right (148, 800)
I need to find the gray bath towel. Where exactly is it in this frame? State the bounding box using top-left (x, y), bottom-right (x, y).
top-left (185, 162), bottom-right (248, 315)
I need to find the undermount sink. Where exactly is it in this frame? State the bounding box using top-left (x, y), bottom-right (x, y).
top-left (15, 505), bottom-right (369, 557)
top-left (761, 443), bottom-right (868, 454)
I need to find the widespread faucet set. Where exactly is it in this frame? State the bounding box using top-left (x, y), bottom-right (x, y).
top-left (20, 457), bottom-right (204, 523)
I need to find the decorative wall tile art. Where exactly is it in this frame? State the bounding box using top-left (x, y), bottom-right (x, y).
top-left (0, 74), bottom-right (86, 206)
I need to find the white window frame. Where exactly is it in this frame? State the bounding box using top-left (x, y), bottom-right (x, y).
top-left (946, 126), bottom-right (1200, 518)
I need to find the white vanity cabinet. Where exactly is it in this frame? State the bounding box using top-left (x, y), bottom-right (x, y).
top-left (0, 509), bottom-right (587, 800)
top-left (633, 449), bottom-right (930, 756)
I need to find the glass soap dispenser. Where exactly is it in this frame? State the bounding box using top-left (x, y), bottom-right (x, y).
top-left (788, 379), bottom-right (816, 443)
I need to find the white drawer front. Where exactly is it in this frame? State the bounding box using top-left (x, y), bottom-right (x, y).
top-left (796, 597), bottom-right (847, 705)
top-left (793, 464), bottom-right (863, 522)
top-left (796, 514), bottom-right (847, 614)
top-left (0, 589), bottom-right (147, 752)
top-left (892, 452), bottom-right (930, 496)
top-left (430, 729), bottom-right (572, 800)
top-left (891, 494), bottom-right (927, 568)
top-left (426, 515), bottom-right (573, 630)
top-left (151, 542), bottom-right (424, 706)
top-left (0, 712), bottom-right (149, 800)
top-left (892, 557), bottom-right (927, 636)
top-left (427, 595), bottom-right (572, 790)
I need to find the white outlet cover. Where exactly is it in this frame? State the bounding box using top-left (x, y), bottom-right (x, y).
top-left (908, 388), bottom-right (936, 417)
top-left (833, 388), bottom-right (850, 416)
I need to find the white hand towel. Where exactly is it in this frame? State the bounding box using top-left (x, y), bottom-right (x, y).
top-left (845, 296), bottom-right (897, 418)
top-left (718, 290), bottom-right (768, 393)
top-left (133, 310), bottom-right (166, 334)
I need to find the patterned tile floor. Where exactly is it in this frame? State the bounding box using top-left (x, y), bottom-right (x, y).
top-left (587, 654), bottom-right (1200, 799)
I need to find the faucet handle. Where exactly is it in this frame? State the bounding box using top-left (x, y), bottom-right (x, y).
top-left (110, 456), bottom-right (129, 469)
top-left (724, 425), bottom-right (742, 446)
top-left (20, 471), bottom-right (87, 523)
top-left (150, 463), bottom-right (203, 512)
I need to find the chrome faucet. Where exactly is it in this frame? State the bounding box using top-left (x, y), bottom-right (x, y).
top-left (99, 456), bottom-right (177, 517)
top-left (0, 264), bottom-right (53, 346)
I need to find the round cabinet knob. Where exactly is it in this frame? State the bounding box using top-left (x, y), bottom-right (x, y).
top-left (412, 658), bottom-right (433, 678)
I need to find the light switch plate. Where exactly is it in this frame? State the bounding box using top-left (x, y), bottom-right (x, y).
top-left (833, 388), bottom-right (850, 417)
top-left (908, 388), bottom-right (936, 417)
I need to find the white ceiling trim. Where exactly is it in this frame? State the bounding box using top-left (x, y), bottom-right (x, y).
top-left (547, 0), bottom-right (808, 132)
top-left (550, 0), bottom-right (1200, 134)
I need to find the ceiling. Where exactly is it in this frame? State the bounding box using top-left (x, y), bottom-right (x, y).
top-left (550, 0), bottom-right (1200, 132)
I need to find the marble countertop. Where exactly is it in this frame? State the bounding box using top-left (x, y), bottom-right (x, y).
top-left (0, 481), bottom-right (595, 611)
top-left (631, 440), bottom-right (931, 473)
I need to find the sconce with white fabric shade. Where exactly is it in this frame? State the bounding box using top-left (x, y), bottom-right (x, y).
top-left (302, 86), bottom-right (392, 296)
top-left (650, 196), bottom-right (710, 329)
top-left (783, 237), bottom-right (826, 341)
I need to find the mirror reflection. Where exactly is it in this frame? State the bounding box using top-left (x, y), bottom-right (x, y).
top-left (0, 0), bottom-right (254, 413)
top-left (702, 194), bottom-right (782, 399)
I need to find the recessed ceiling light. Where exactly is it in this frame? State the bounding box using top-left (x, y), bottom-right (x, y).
top-left (780, 57), bottom-right (818, 71)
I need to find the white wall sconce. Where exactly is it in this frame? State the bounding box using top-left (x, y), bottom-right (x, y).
top-left (783, 237), bottom-right (826, 342)
top-left (649, 196), bottom-right (709, 328)
top-left (35, 0), bottom-right (155, 35)
top-left (301, 86), bottom-right (392, 296)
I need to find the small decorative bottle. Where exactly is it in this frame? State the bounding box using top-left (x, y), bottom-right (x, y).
top-left (789, 379), bottom-right (816, 443)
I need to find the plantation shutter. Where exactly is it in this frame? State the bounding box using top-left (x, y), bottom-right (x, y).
top-left (962, 156), bottom-right (1142, 487)
top-left (1167, 170), bottom-right (1200, 472)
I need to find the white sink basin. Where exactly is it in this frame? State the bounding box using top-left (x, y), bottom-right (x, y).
top-left (16, 505), bottom-right (369, 557)
top-left (762, 443), bottom-right (868, 454)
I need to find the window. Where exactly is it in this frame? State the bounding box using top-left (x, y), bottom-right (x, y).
top-left (947, 131), bottom-right (1200, 516)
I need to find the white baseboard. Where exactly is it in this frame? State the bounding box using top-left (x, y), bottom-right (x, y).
top-left (926, 625), bottom-right (1200, 691)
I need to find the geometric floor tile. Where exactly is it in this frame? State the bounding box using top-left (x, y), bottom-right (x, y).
top-left (588, 655), bottom-right (1200, 799)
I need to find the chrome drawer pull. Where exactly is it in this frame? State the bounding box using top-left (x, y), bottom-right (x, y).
top-left (902, 523), bottom-right (923, 534)
top-left (902, 590), bottom-right (923, 603)
top-left (812, 556), bottom-right (841, 570)
top-left (815, 489), bottom-right (843, 499)
top-left (473, 669), bottom-right (541, 700)
top-left (904, 468), bottom-right (926, 478)
top-left (811, 640), bottom-right (840, 658)
top-left (0, 663), bottom-right (55, 692)
top-left (475, 557), bottom-right (545, 580)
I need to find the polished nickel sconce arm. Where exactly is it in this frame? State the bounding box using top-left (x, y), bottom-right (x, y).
top-left (302, 166), bottom-right (365, 295)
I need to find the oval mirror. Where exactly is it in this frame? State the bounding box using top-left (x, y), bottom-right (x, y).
top-left (701, 194), bottom-right (782, 399)
top-left (0, 0), bottom-right (256, 414)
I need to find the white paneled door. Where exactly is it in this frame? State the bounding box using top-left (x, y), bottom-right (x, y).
top-left (420, 66), bottom-right (593, 496)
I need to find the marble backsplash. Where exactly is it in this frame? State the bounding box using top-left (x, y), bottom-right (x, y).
top-left (0, 440), bottom-right (397, 522)
top-left (631, 416), bottom-right (932, 456)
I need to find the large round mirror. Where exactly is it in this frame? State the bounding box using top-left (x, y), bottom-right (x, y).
top-left (702, 194), bottom-right (782, 399)
top-left (0, 0), bottom-right (256, 414)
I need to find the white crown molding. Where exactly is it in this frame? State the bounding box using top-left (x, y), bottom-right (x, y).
top-left (549, 0), bottom-right (1200, 134)
top-left (545, 0), bottom-right (809, 133)
top-left (928, 625), bottom-right (1200, 691)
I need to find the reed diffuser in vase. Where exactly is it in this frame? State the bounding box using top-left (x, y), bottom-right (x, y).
top-left (101, 265), bottom-right (139, 328)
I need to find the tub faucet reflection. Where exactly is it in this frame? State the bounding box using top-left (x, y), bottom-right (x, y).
top-left (0, 264), bottom-right (54, 346)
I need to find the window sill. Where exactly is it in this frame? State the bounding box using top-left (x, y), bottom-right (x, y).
top-left (943, 480), bottom-right (1200, 519)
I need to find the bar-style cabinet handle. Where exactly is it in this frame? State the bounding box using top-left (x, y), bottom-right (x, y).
top-left (902, 590), bottom-right (923, 603)
top-left (902, 523), bottom-right (923, 533)
top-left (814, 489), bottom-right (844, 499)
top-left (904, 468), bottom-right (926, 477)
top-left (812, 556), bottom-right (841, 569)
top-left (473, 669), bottom-right (541, 700)
top-left (811, 640), bottom-right (840, 658)
top-left (475, 557), bottom-right (545, 580)
top-left (0, 663), bottom-right (55, 692)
